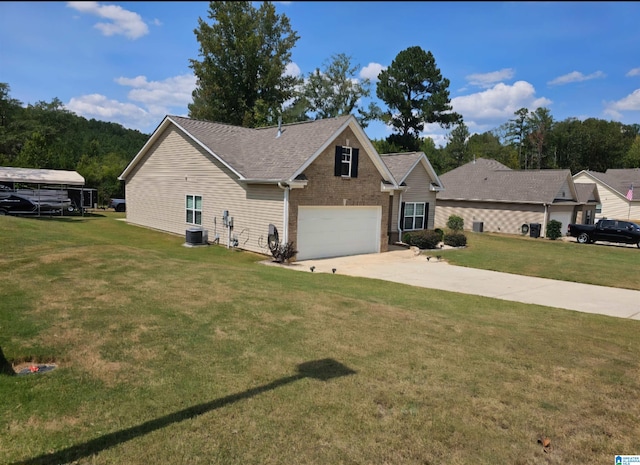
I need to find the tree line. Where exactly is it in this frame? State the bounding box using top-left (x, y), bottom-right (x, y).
top-left (0, 83), bottom-right (148, 204)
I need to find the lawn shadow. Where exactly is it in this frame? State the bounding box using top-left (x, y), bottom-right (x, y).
top-left (11, 359), bottom-right (356, 465)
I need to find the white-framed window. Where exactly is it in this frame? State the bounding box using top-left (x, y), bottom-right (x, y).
top-left (186, 195), bottom-right (202, 225)
top-left (341, 146), bottom-right (352, 177)
top-left (403, 202), bottom-right (426, 230)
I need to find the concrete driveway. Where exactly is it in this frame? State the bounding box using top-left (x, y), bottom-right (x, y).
top-left (271, 248), bottom-right (640, 320)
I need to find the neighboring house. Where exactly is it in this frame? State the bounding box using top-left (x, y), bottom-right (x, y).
top-left (434, 158), bottom-right (599, 237)
top-left (118, 115), bottom-right (441, 260)
top-left (573, 169), bottom-right (640, 221)
top-left (380, 152), bottom-right (444, 243)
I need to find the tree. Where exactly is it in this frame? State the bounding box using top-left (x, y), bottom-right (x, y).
top-left (299, 53), bottom-right (380, 127)
top-left (623, 135), bottom-right (640, 168)
top-left (444, 122), bottom-right (470, 168)
top-left (505, 107), bottom-right (530, 169)
top-left (376, 46), bottom-right (461, 151)
top-left (188, 1), bottom-right (300, 127)
top-left (468, 131), bottom-right (518, 169)
top-left (527, 107), bottom-right (554, 169)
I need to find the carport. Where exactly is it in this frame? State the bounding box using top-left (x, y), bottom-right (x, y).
top-left (0, 166), bottom-right (87, 216)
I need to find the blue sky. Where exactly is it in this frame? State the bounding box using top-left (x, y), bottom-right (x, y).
top-left (2, 1), bottom-right (640, 147)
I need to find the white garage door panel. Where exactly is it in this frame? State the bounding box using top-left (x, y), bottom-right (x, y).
top-left (297, 206), bottom-right (381, 260)
top-left (549, 210), bottom-right (573, 235)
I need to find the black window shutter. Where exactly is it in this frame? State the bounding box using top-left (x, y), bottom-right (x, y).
top-left (351, 148), bottom-right (359, 178)
top-left (334, 146), bottom-right (342, 177)
top-left (400, 202), bottom-right (405, 229)
top-left (423, 202), bottom-right (429, 229)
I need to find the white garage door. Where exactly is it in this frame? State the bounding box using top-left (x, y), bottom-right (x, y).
top-left (297, 206), bottom-right (381, 260)
top-left (549, 209), bottom-right (574, 235)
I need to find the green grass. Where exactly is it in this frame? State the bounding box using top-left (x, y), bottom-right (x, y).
top-left (435, 231), bottom-right (640, 290)
top-left (1, 213), bottom-right (639, 465)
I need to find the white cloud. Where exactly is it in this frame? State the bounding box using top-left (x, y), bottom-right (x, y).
top-left (285, 62), bottom-right (301, 77)
top-left (604, 89), bottom-right (640, 119)
top-left (66, 93), bottom-right (151, 126)
top-left (626, 68), bottom-right (640, 77)
top-left (466, 68), bottom-right (515, 88)
top-left (67, 2), bottom-right (149, 39)
top-left (452, 81), bottom-right (552, 124)
top-left (116, 74), bottom-right (197, 108)
top-left (547, 70), bottom-right (606, 86)
top-left (360, 62), bottom-right (385, 81)
top-left (66, 74), bottom-right (197, 133)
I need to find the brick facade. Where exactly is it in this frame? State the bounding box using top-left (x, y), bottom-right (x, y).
top-left (288, 127), bottom-right (390, 252)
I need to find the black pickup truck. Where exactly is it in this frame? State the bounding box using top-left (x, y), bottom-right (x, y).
top-left (567, 219), bottom-right (640, 248)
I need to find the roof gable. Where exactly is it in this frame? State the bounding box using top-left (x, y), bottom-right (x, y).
top-left (574, 169), bottom-right (639, 201)
top-left (380, 151), bottom-right (443, 189)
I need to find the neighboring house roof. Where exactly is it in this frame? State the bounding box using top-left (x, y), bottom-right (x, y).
top-left (574, 182), bottom-right (600, 204)
top-left (119, 114), bottom-right (397, 185)
top-left (380, 151), bottom-right (444, 190)
top-left (574, 169), bottom-right (640, 201)
top-left (437, 157), bottom-right (576, 204)
top-left (0, 166), bottom-right (85, 186)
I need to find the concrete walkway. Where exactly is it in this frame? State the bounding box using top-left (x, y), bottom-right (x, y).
top-left (271, 248), bottom-right (640, 320)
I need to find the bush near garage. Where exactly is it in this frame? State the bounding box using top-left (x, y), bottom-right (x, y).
top-left (444, 232), bottom-right (467, 247)
top-left (546, 219), bottom-right (563, 240)
top-left (402, 230), bottom-right (442, 249)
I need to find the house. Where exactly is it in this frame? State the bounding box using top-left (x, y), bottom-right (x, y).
top-left (573, 169), bottom-right (640, 221)
top-left (434, 158), bottom-right (599, 237)
top-left (380, 152), bottom-right (444, 243)
top-left (118, 115), bottom-right (442, 260)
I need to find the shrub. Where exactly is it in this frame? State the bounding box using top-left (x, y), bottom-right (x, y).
top-left (444, 232), bottom-right (467, 248)
top-left (434, 228), bottom-right (444, 242)
top-left (403, 230), bottom-right (442, 249)
top-left (269, 241), bottom-right (298, 263)
top-left (447, 215), bottom-right (464, 231)
top-left (546, 219), bottom-right (563, 240)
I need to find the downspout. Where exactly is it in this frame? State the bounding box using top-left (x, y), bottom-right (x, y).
top-left (278, 182), bottom-right (289, 243)
top-left (397, 191), bottom-right (403, 241)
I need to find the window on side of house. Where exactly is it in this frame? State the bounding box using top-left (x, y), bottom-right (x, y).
top-left (341, 146), bottom-right (352, 177)
top-left (186, 194), bottom-right (202, 225)
top-left (402, 202), bottom-right (426, 230)
top-left (334, 146), bottom-right (359, 178)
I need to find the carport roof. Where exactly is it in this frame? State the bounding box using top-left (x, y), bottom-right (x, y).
top-left (0, 167), bottom-right (85, 186)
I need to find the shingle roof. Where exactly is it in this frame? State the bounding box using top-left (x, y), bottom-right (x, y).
top-left (380, 152), bottom-right (423, 184)
top-left (604, 168), bottom-right (640, 201)
top-left (574, 183), bottom-right (599, 204)
top-left (437, 158), bottom-right (573, 204)
top-left (169, 115), bottom-right (353, 180)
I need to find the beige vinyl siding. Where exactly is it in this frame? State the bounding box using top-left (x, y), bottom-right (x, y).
top-left (573, 174), bottom-right (639, 221)
top-left (435, 200), bottom-right (545, 235)
top-left (124, 127), bottom-right (283, 256)
top-left (400, 165), bottom-right (438, 230)
top-left (555, 179), bottom-right (573, 200)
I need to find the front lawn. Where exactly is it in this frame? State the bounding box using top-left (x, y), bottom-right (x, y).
top-left (1, 214), bottom-right (639, 465)
top-left (435, 231), bottom-right (640, 290)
